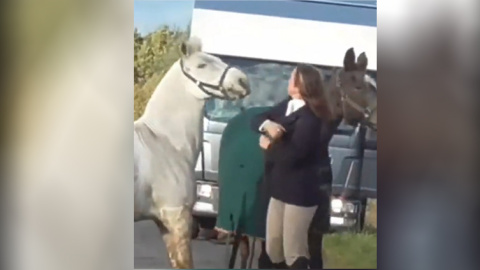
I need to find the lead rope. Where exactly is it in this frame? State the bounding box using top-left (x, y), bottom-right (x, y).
top-left (201, 108), bottom-right (206, 180)
top-left (225, 233), bottom-right (232, 267)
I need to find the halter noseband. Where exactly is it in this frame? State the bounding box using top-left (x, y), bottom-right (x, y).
top-left (180, 59), bottom-right (234, 100)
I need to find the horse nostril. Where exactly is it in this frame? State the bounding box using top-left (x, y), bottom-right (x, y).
top-left (238, 78), bottom-right (249, 91)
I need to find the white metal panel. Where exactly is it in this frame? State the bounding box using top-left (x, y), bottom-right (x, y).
top-left (191, 9), bottom-right (376, 70)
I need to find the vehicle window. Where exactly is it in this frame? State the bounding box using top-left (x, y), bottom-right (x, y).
top-left (205, 57), bottom-right (296, 122)
top-left (205, 55), bottom-right (375, 124)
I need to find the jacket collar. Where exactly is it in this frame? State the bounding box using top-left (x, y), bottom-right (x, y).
top-left (285, 98), bottom-right (312, 118)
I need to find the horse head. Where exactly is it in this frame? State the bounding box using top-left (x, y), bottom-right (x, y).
top-left (179, 37), bottom-right (251, 101)
top-left (336, 48), bottom-right (377, 129)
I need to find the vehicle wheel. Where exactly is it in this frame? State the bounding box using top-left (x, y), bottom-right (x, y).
top-left (197, 216), bottom-right (216, 230)
top-left (191, 217), bottom-right (200, 239)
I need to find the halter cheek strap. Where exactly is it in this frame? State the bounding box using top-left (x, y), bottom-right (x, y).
top-left (337, 76), bottom-right (377, 130)
top-left (340, 93), bottom-right (377, 119)
top-left (180, 59), bottom-right (234, 100)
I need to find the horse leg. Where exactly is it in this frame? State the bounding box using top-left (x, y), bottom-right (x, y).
top-left (239, 235), bottom-right (250, 269)
top-left (228, 233), bottom-right (243, 268)
top-left (156, 206), bottom-right (193, 269)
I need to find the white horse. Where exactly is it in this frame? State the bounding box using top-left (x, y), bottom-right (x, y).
top-left (134, 37), bottom-right (250, 268)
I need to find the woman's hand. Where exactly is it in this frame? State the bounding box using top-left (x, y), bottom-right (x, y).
top-left (263, 121), bottom-right (285, 140)
top-left (259, 135), bottom-right (272, 150)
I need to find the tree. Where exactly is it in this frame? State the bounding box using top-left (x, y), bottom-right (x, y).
top-left (134, 27), bottom-right (189, 118)
top-left (134, 28), bottom-right (144, 83)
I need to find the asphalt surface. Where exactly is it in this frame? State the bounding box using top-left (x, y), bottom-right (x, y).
top-left (134, 221), bottom-right (262, 269)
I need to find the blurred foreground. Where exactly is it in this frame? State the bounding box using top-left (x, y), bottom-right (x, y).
top-left (2, 1), bottom-right (478, 270)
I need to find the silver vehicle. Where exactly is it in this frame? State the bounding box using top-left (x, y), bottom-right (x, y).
top-left (190, 0), bottom-right (377, 232)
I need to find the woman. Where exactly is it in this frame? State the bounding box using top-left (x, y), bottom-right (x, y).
top-left (251, 64), bottom-right (336, 269)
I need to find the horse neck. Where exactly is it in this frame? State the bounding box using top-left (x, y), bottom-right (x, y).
top-left (365, 80), bottom-right (377, 107)
top-left (353, 78), bottom-right (376, 115)
top-left (140, 61), bottom-right (205, 154)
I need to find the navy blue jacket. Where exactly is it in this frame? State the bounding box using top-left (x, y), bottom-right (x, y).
top-left (251, 98), bottom-right (336, 207)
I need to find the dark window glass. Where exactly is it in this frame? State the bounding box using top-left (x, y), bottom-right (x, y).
top-left (206, 55), bottom-right (376, 126)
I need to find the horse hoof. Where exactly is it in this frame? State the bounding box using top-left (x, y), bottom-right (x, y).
top-left (209, 232), bottom-right (235, 245)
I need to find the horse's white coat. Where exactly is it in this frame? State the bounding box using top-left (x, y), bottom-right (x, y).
top-left (134, 37), bottom-right (250, 221)
top-left (135, 62), bottom-right (203, 216)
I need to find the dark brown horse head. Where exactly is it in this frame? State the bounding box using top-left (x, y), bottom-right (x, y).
top-left (337, 48), bottom-right (377, 128)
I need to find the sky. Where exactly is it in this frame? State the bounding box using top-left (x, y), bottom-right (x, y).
top-left (133, 0), bottom-right (377, 35)
top-left (134, 0), bottom-right (195, 35)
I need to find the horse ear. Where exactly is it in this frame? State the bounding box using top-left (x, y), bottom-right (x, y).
top-left (180, 36), bottom-right (202, 56)
top-left (343, 47), bottom-right (356, 71)
top-left (357, 52), bottom-right (368, 72)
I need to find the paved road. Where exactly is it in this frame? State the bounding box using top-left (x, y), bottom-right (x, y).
top-left (135, 221), bottom-right (261, 269)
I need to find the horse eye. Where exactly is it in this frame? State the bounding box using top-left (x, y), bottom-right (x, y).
top-left (197, 63), bottom-right (207, 69)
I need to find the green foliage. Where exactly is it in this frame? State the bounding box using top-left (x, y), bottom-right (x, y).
top-left (134, 26), bottom-right (188, 120)
top-left (134, 28), bottom-right (144, 84)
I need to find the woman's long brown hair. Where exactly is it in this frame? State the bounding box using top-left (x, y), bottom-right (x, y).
top-left (294, 64), bottom-right (333, 121)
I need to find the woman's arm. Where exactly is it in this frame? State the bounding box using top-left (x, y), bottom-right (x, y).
top-left (270, 116), bottom-right (321, 165)
top-left (250, 98), bottom-right (290, 133)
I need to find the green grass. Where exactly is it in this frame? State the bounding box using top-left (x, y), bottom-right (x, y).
top-left (323, 232), bottom-right (377, 269)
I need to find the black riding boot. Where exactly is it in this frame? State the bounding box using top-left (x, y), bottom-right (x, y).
top-left (272, 261), bottom-right (288, 269)
top-left (288, 256), bottom-right (309, 269)
top-left (258, 241), bottom-right (273, 269)
top-left (309, 254), bottom-right (323, 269)
top-left (309, 231), bottom-right (324, 269)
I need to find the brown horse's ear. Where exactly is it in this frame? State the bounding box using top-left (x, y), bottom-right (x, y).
top-left (357, 52), bottom-right (368, 72)
top-left (343, 47), bottom-right (356, 71)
